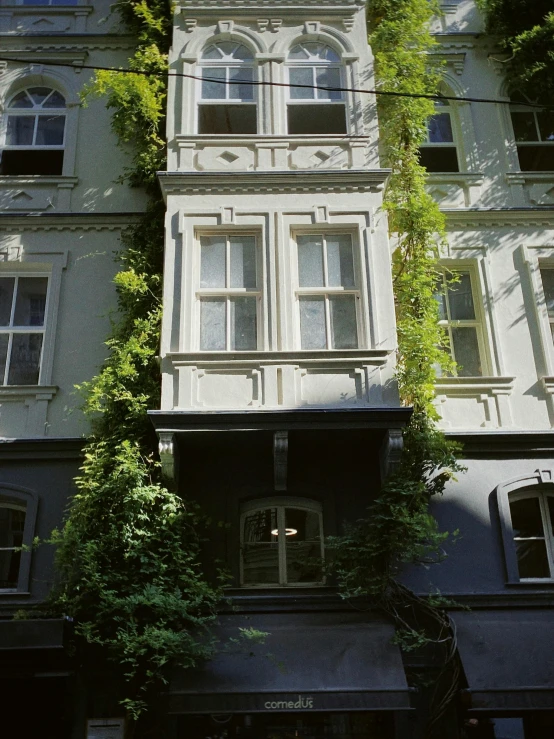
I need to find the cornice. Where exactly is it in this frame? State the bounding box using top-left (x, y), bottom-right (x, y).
top-left (443, 207), bottom-right (554, 228)
top-left (0, 212), bottom-right (144, 232)
top-left (0, 437), bottom-right (83, 460)
top-left (180, 0), bottom-right (363, 8)
top-left (0, 35), bottom-right (137, 52)
top-left (158, 169), bottom-right (391, 197)
top-left (445, 429), bottom-right (554, 456)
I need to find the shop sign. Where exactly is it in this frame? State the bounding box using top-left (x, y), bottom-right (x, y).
top-left (263, 695), bottom-right (314, 710)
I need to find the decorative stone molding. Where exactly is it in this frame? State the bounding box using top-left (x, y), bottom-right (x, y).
top-left (343, 16), bottom-right (356, 32)
top-left (427, 173), bottom-right (484, 208)
top-left (274, 430), bottom-right (288, 491)
top-left (217, 19), bottom-right (234, 34)
top-left (0, 5), bottom-right (93, 35)
top-left (181, 0), bottom-right (365, 7)
top-left (304, 21), bottom-right (321, 34)
top-left (435, 377), bottom-right (515, 430)
top-left (184, 18), bottom-right (197, 32)
top-left (0, 176), bottom-right (78, 212)
top-left (0, 386), bottom-right (57, 438)
top-left (442, 207), bottom-right (554, 229)
top-left (0, 212), bottom-right (144, 232)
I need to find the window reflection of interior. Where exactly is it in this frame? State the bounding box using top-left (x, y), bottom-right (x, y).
top-left (0, 276), bottom-right (48, 385)
top-left (198, 42), bottom-right (256, 134)
top-left (435, 271), bottom-right (485, 377)
top-left (509, 491), bottom-right (554, 580)
top-left (241, 501), bottom-right (324, 587)
top-left (419, 99), bottom-right (459, 173)
top-left (0, 497), bottom-right (26, 590)
top-left (510, 92), bottom-right (554, 171)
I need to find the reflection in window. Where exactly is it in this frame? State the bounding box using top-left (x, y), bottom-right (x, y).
top-left (198, 43), bottom-right (256, 134)
top-left (419, 98), bottom-right (459, 173)
top-left (0, 275), bottom-right (48, 385)
top-left (435, 271), bottom-right (485, 377)
top-left (0, 496), bottom-right (26, 590)
top-left (241, 500), bottom-right (324, 586)
top-left (1, 87), bottom-right (66, 175)
top-left (287, 43), bottom-right (347, 135)
top-left (296, 233), bottom-right (359, 350)
top-left (198, 234), bottom-right (259, 350)
top-left (510, 92), bottom-right (554, 171)
top-left (509, 492), bottom-right (554, 580)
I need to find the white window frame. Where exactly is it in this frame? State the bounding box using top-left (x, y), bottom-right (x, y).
top-left (539, 265), bottom-right (554, 346)
top-left (420, 98), bottom-right (460, 173)
top-left (0, 273), bottom-right (50, 386)
top-left (508, 489), bottom-right (554, 582)
top-left (195, 231), bottom-right (262, 352)
top-left (239, 496), bottom-right (324, 588)
top-left (0, 484), bottom-right (38, 594)
top-left (509, 93), bottom-right (554, 171)
top-left (292, 230), bottom-right (362, 351)
top-left (436, 267), bottom-right (490, 377)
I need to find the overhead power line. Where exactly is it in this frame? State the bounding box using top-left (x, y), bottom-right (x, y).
top-left (0, 55), bottom-right (551, 109)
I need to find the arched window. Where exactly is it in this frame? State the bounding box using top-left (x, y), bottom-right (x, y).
top-left (0, 486), bottom-right (37, 592)
top-left (287, 43), bottom-right (347, 135)
top-left (419, 96), bottom-right (460, 172)
top-left (510, 91), bottom-right (554, 171)
top-left (508, 490), bottom-right (554, 580)
top-left (1, 87), bottom-right (66, 175)
top-left (198, 42), bottom-right (257, 134)
top-left (240, 498), bottom-right (324, 587)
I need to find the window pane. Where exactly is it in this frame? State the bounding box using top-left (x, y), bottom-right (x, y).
top-left (200, 298), bottom-right (226, 351)
top-left (330, 295), bottom-right (358, 350)
top-left (511, 497), bottom-right (545, 538)
top-left (451, 327), bottom-right (481, 376)
top-left (316, 67), bottom-right (342, 100)
top-left (548, 496), bottom-right (554, 538)
top-left (229, 67), bottom-right (254, 102)
top-left (201, 46), bottom-right (223, 60)
top-left (419, 146), bottom-right (459, 173)
top-left (516, 144), bottom-right (554, 171)
top-left (491, 718), bottom-right (524, 739)
top-left (42, 91), bottom-right (65, 108)
top-left (36, 115), bottom-right (65, 146)
top-left (201, 68), bottom-right (226, 100)
top-left (297, 235), bottom-right (324, 287)
top-left (242, 508), bottom-right (279, 585)
top-left (289, 67), bottom-right (314, 100)
top-left (327, 234), bottom-right (354, 287)
top-left (288, 104), bottom-right (347, 135)
top-left (230, 297), bottom-right (257, 351)
top-left (28, 87), bottom-right (53, 106)
top-left (448, 273), bottom-right (475, 320)
top-left (198, 105), bottom-right (257, 134)
top-left (13, 277), bottom-right (48, 326)
top-left (285, 508), bottom-right (323, 584)
top-left (541, 269), bottom-right (554, 318)
top-left (511, 112), bottom-right (538, 142)
top-left (0, 500), bottom-right (27, 589)
top-left (515, 540), bottom-right (550, 579)
top-left (299, 297), bottom-right (326, 349)
top-left (9, 91), bottom-right (33, 109)
top-left (200, 236), bottom-right (226, 288)
top-left (289, 45), bottom-right (310, 60)
top-left (537, 112), bottom-right (554, 142)
top-left (230, 236), bottom-right (256, 288)
top-left (7, 334), bottom-right (43, 385)
top-left (6, 116), bottom-right (34, 146)
top-left (0, 335), bottom-right (8, 384)
top-left (434, 281), bottom-right (448, 321)
top-left (0, 279), bottom-right (15, 326)
top-left (427, 113), bottom-right (454, 143)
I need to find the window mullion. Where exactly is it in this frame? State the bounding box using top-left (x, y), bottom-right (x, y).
top-left (540, 494), bottom-right (554, 577)
top-left (9, 277), bottom-right (17, 327)
top-left (225, 297), bottom-right (231, 352)
top-left (278, 507), bottom-right (286, 585)
top-left (324, 295), bottom-right (332, 349)
top-left (4, 333), bottom-right (13, 385)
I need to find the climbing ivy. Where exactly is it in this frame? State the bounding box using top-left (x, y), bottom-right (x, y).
top-left (48, 0), bottom-right (223, 734)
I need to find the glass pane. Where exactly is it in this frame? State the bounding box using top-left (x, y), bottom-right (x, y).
top-left (198, 105), bottom-right (257, 134)
top-left (316, 67), bottom-right (342, 100)
top-left (36, 115), bottom-right (65, 145)
top-left (297, 235), bottom-right (324, 287)
top-left (200, 298), bottom-right (225, 351)
top-left (285, 508), bottom-right (323, 584)
top-left (541, 269), bottom-right (554, 318)
top-left (330, 295), bottom-right (358, 349)
top-left (427, 113), bottom-right (454, 143)
top-left (0, 279), bottom-right (15, 326)
top-left (288, 104), bottom-right (347, 135)
top-left (200, 236), bottom-right (226, 288)
top-left (419, 146), bottom-right (459, 173)
top-left (201, 68), bottom-right (226, 100)
top-left (13, 278), bottom-right (48, 327)
top-left (218, 42), bottom-right (252, 60)
top-left (511, 497), bottom-right (545, 538)
top-left (492, 718), bottom-right (525, 739)
top-left (42, 90), bottom-right (65, 108)
top-left (511, 111), bottom-right (538, 142)
top-left (8, 91), bottom-right (33, 109)
top-left (434, 279), bottom-right (447, 321)
top-left (6, 116), bottom-right (34, 146)
top-left (451, 327), bottom-right (481, 376)
top-left (229, 67), bottom-right (254, 101)
top-left (7, 334), bottom-right (43, 385)
top-left (548, 496), bottom-right (554, 538)
top-left (515, 539), bottom-right (550, 579)
top-left (0, 335), bottom-right (8, 385)
top-left (537, 112), bottom-right (554, 141)
top-left (289, 67), bottom-right (314, 100)
top-left (448, 273), bottom-right (475, 320)
top-left (230, 236), bottom-right (256, 288)
top-left (516, 144), bottom-right (554, 171)
top-left (327, 235), bottom-right (354, 287)
top-left (0, 500), bottom-right (26, 548)
top-left (202, 45), bottom-right (223, 60)
top-left (299, 297), bottom-right (326, 349)
top-left (28, 87), bottom-right (53, 106)
top-left (321, 45), bottom-right (341, 62)
top-left (230, 297), bottom-right (257, 351)
top-left (289, 45), bottom-right (310, 60)
top-left (242, 508), bottom-right (279, 585)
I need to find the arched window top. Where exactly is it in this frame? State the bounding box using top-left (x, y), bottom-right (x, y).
top-left (507, 488), bottom-right (554, 581)
top-left (288, 43), bottom-right (341, 63)
top-left (201, 42), bottom-right (254, 63)
top-left (8, 87), bottom-right (66, 110)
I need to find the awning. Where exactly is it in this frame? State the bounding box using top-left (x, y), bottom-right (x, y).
top-left (451, 610), bottom-right (554, 711)
top-left (169, 612), bottom-right (412, 714)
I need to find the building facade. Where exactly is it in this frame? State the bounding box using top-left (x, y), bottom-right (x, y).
top-left (1, 0), bottom-right (554, 737)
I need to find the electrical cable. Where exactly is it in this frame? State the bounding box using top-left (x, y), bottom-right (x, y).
top-left (0, 55), bottom-right (552, 109)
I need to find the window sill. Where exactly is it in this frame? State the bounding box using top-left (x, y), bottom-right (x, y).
top-left (506, 171), bottom-right (554, 183)
top-left (427, 172), bottom-right (484, 183)
top-left (506, 580), bottom-right (554, 587)
top-left (0, 385), bottom-right (57, 401)
top-left (435, 376), bottom-right (515, 394)
top-left (0, 175), bottom-right (77, 185)
top-left (0, 590), bottom-right (30, 596)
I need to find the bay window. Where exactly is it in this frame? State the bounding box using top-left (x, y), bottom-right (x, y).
top-left (509, 491), bottom-right (554, 580)
top-left (295, 233), bottom-right (359, 350)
